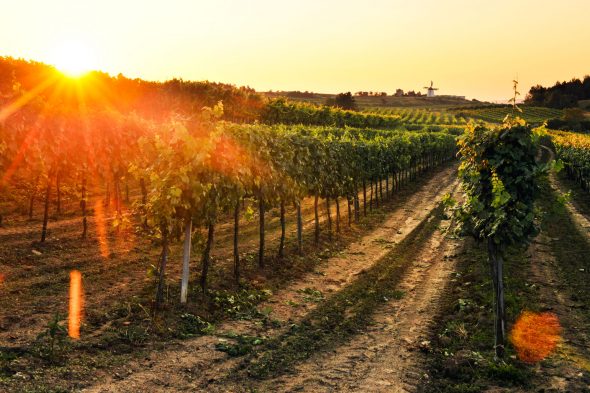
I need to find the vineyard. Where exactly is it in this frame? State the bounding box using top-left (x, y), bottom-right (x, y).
top-left (547, 130), bottom-right (590, 191)
top-left (364, 107), bottom-right (468, 125)
top-left (262, 98), bottom-right (403, 128)
top-left (452, 105), bottom-right (563, 124)
top-left (2, 59), bottom-right (590, 393)
top-left (365, 105), bottom-right (564, 126)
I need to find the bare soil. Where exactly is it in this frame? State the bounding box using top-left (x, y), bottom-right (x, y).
top-left (81, 170), bottom-right (459, 392)
top-left (251, 193), bottom-right (461, 393)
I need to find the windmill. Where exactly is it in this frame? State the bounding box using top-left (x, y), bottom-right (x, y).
top-left (423, 81), bottom-right (439, 97)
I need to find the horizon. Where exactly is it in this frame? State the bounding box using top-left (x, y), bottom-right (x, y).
top-left (1, 0), bottom-right (589, 102)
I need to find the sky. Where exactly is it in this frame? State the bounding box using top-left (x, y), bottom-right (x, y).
top-left (1, 0), bottom-right (589, 101)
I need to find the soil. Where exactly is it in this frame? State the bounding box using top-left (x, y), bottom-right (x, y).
top-left (81, 169), bottom-right (459, 392)
top-left (249, 192), bottom-right (462, 393)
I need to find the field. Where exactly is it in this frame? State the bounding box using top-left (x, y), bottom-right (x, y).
top-left (2, 58), bottom-right (590, 393)
top-left (452, 105), bottom-right (563, 124)
top-left (364, 107), bottom-right (468, 125)
top-left (362, 105), bottom-right (565, 126)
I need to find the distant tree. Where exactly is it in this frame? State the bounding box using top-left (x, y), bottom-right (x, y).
top-left (524, 84), bottom-right (546, 105)
top-left (525, 75), bottom-right (590, 109)
top-left (545, 91), bottom-right (577, 109)
top-left (332, 92), bottom-right (357, 110)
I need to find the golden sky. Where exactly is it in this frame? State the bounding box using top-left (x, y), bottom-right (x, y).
top-left (1, 0), bottom-right (589, 101)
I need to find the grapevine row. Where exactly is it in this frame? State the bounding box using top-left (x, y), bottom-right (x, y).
top-left (261, 99), bottom-right (402, 129)
top-left (131, 107), bottom-right (457, 306)
top-left (0, 98), bottom-right (455, 307)
top-left (549, 130), bottom-right (590, 191)
top-left (453, 106), bottom-right (562, 124)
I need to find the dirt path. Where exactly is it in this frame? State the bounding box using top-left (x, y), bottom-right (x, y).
top-left (250, 189), bottom-right (461, 393)
top-left (83, 168), bottom-right (459, 392)
top-left (230, 168), bottom-right (459, 329)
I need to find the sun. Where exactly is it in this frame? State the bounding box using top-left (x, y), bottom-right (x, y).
top-left (49, 40), bottom-right (96, 77)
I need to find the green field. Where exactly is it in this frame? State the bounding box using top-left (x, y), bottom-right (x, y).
top-left (364, 107), bottom-right (468, 125)
top-left (263, 92), bottom-right (479, 109)
top-left (364, 105), bottom-right (564, 126)
top-left (451, 106), bottom-right (563, 124)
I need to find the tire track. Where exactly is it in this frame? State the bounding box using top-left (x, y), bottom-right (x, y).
top-left (252, 184), bottom-right (461, 393)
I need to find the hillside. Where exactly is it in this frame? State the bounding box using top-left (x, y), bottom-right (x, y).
top-left (264, 91), bottom-right (481, 109)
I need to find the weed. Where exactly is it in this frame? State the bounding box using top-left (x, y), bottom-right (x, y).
top-left (297, 287), bottom-right (324, 303)
top-left (0, 349), bottom-right (19, 378)
top-left (210, 288), bottom-right (273, 320)
top-left (33, 313), bottom-right (68, 363)
top-left (215, 334), bottom-right (266, 357)
top-left (178, 313), bottom-right (214, 338)
top-left (117, 325), bottom-right (149, 345)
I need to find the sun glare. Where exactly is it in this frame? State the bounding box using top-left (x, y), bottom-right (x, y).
top-left (49, 40), bottom-right (96, 77)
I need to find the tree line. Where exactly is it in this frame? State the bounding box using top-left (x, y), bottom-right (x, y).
top-left (0, 56), bottom-right (265, 123)
top-left (525, 75), bottom-right (590, 109)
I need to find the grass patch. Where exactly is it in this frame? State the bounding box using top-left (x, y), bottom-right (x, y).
top-left (540, 177), bottom-right (590, 323)
top-left (215, 334), bottom-right (266, 357)
top-left (422, 239), bottom-right (539, 392)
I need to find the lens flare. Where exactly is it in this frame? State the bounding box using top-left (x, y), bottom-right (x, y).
top-left (0, 75), bottom-right (58, 123)
top-left (510, 311), bottom-right (561, 363)
top-left (68, 270), bottom-right (84, 339)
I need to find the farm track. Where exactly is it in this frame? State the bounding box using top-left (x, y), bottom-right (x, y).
top-left (82, 167), bottom-right (459, 392)
top-left (249, 186), bottom-right (461, 393)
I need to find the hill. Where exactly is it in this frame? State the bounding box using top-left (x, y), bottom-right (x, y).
top-left (264, 91), bottom-right (481, 109)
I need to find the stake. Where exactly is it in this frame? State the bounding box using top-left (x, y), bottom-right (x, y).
top-left (297, 200), bottom-right (303, 254)
top-left (234, 198), bottom-right (240, 283)
top-left (278, 199), bottom-right (286, 258)
top-left (258, 198), bottom-right (265, 268)
top-left (41, 176), bottom-right (51, 242)
top-left (488, 238), bottom-right (506, 359)
top-left (314, 194), bottom-right (320, 244)
top-left (180, 216), bottom-right (192, 304)
top-left (200, 222), bottom-right (215, 292)
top-left (155, 228), bottom-right (169, 309)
